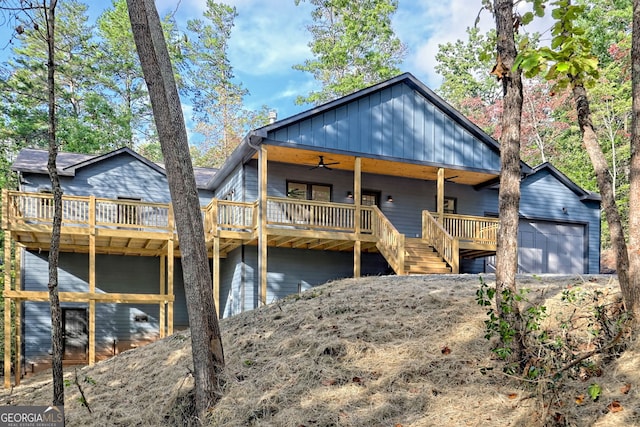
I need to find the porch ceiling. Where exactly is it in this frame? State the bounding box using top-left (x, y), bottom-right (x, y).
top-left (259, 145), bottom-right (499, 186)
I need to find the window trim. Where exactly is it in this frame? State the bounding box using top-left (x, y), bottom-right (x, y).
top-left (286, 180), bottom-right (333, 201)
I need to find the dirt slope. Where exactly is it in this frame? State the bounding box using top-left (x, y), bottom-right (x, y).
top-left (1, 274), bottom-right (638, 426)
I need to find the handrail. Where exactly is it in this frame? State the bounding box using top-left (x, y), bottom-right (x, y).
top-left (204, 199), bottom-right (257, 234)
top-left (266, 197), bottom-right (358, 231)
top-left (6, 191), bottom-right (173, 232)
top-left (432, 213), bottom-right (499, 245)
top-left (422, 211), bottom-right (459, 274)
top-left (370, 206), bottom-right (405, 275)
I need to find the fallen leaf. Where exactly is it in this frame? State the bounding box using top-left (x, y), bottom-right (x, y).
top-left (441, 345), bottom-right (451, 355)
top-left (508, 393), bottom-right (518, 400)
top-left (607, 401), bottom-right (623, 413)
top-left (575, 394), bottom-right (584, 405)
top-left (352, 376), bottom-right (363, 384)
top-left (321, 379), bottom-right (337, 386)
top-left (621, 383), bottom-right (631, 394)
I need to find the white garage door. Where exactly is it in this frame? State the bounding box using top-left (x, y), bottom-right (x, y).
top-left (518, 220), bottom-right (585, 274)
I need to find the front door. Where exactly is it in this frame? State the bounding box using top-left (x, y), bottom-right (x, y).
top-left (63, 308), bottom-right (88, 360)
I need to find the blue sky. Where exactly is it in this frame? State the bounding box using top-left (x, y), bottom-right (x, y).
top-left (158, 0), bottom-right (500, 119)
top-left (1, 1), bottom-right (549, 136)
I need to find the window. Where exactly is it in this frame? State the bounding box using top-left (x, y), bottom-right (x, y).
top-left (287, 181), bottom-right (331, 201)
top-left (443, 197), bottom-right (457, 214)
top-left (361, 190), bottom-right (381, 206)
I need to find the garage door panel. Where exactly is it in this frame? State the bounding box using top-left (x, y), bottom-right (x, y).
top-left (517, 220), bottom-right (585, 274)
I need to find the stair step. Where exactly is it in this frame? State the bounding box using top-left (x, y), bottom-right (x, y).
top-left (402, 238), bottom-right (452, 274)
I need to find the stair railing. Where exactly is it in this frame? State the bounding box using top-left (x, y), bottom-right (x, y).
top-left (422, 211), bottom-right (459, 274)
top-left (370, 206), bottom-right (405, 275)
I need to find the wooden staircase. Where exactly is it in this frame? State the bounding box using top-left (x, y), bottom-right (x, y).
top-left (403, 238), bottom-right (452, 274)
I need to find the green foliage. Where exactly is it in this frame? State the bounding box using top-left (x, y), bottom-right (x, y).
top-left (587, 382), bottom-right (602, 400)
top-left (515, 1), bottom-right (599, 90)
top-left (183, 1), bottom-right (271, 167)
top-left (476, 276), bottom-right (546, 361)
top-left (435, 27), bottom-right (500, 108)
top-left (477, 275), bottom-right (629, 421)
top-left (293, 0), bottom-right (405, 105)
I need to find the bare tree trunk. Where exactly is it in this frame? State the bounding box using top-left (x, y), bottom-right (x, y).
top-left (44, 0), bottom-right (64, 407)
top-left (494, 0), bottom-right (524, 364)
top-left (627, 0), bottom-right (640, 323)
top-left (572, 84), bottom-right (632, 312)
top-left (126, 0), bottom-right (224, 418)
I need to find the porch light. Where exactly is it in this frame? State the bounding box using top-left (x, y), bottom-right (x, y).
top-left (347, 191), bottom-right (353, 199)
top-left (387, 195), bottom-right (393, 202)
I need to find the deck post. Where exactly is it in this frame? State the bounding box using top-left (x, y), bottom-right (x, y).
top-left (353, 157), bottom-right (362, 278)
top-left (159, 255), bottom-right (166, 338)
top-left (437, 168), bottom-right (445, 225)
top-left (167, 239), bottom-right (174, 335)
top-left (167, 205), bottom-right (175, 335)
top-left (4, 235), bottom-right (12, 388)
top-left (1, 189), bottom-right (8, 230)
top-left (3, 298), bottom-right (10, 388)
top-left (14, 300), bottom-right (20, 386)
top-left (259, 145), bottom-right (268, 306)
top-left (213, 236), bottom-right (220, 318)
top-left (88, 196), bottom-right (96, 365)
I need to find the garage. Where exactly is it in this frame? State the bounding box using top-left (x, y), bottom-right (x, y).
top-left (518, 220), bottom-right (586, 274)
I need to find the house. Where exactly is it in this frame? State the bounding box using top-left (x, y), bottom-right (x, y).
top-left (1, 72), bottom-right (601, 387)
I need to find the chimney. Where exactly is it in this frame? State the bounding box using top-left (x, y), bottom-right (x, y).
top-left (268, 110), bottom-right (277, 124)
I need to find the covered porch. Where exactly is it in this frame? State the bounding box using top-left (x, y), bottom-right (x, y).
top-left (1, 172), bottom-right (498, 386)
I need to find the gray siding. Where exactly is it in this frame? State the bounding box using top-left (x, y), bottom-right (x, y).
top-left (21, 152), bottom-right (214, 204)
top-left (520, 170), bottom-right (600, 273)
top-left (269, 83), bottom-right (501, 172)
top-left (21, 251), bottom-right (189, 362)
top-left (219, 249), bottom-right (244, 317)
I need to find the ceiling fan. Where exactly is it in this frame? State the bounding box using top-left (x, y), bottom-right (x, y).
top-left (309, 156), bottom-right (340, 170)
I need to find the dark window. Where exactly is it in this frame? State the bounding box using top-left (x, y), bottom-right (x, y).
top-left (436, 196), bottom-right (457, 214)
top-left (287, 181), bottom-right (331, 201)
top-left (362, 190), bottom-right (381, 206)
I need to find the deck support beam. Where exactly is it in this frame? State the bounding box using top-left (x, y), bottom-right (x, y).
top-left (167, 239), bottom-right (174, 335)
top-left (259, 145), bottom-right (268, 306)
top-left (159, 256), bottom-right (166, 338)
top-left (4, 235), bottom-right (12, 388)
top-left (213, 236), bottom-right (220, 318)
top-left (437, 168), bottom-right (444, 225)
top-left (353, 157), bottom-right (362, 278)
top-left (88, 196), bottom-right (96, 365)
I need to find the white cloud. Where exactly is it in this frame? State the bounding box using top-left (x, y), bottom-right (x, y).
top-left (228, 2), bottom-right (312, 76)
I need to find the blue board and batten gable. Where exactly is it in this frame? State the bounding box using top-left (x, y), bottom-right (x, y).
top-left (265, 73), bottom-right (505, 174)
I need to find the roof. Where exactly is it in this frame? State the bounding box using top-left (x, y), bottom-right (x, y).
top-left (12, 147), bottom-right (218, 190)
top-left (530, 162), bottom-right (601, 202)
top-left (207, 72), bottom-right (535, 189)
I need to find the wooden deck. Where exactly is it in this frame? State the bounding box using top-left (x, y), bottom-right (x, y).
top-left (1, 189), bottom-right (498, 387)
top-left (2, 190), bottom-right (497, 265)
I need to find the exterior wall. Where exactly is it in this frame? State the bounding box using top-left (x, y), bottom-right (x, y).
top-left (229, 246), bottom-right (387, 313)
top-left (269, 82), bottom-right (501, 172)
top-left (20, 152), bottom-right (215, 204)
top-left (520, 170), bottom-right (600, 273)
top-left (214, 164), bottom-right (244, 202)
top-left (21, 251), bottom-right (188, 363)
top-left (219, 248), bottom-right (245, 318)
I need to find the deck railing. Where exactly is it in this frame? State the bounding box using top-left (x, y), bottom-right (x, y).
top-left (204, 199), bottom-right (257, 234)
top-left (266, 197), bottom-right (359, 231)
top-left (422, 211), bottom-right (459, 273)
top-left (432, 213), bottom-right (499, 245)
top-left (370, 206), bottom-right (405, 274)
top-left (6, 191), bottom-right (173, 232)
